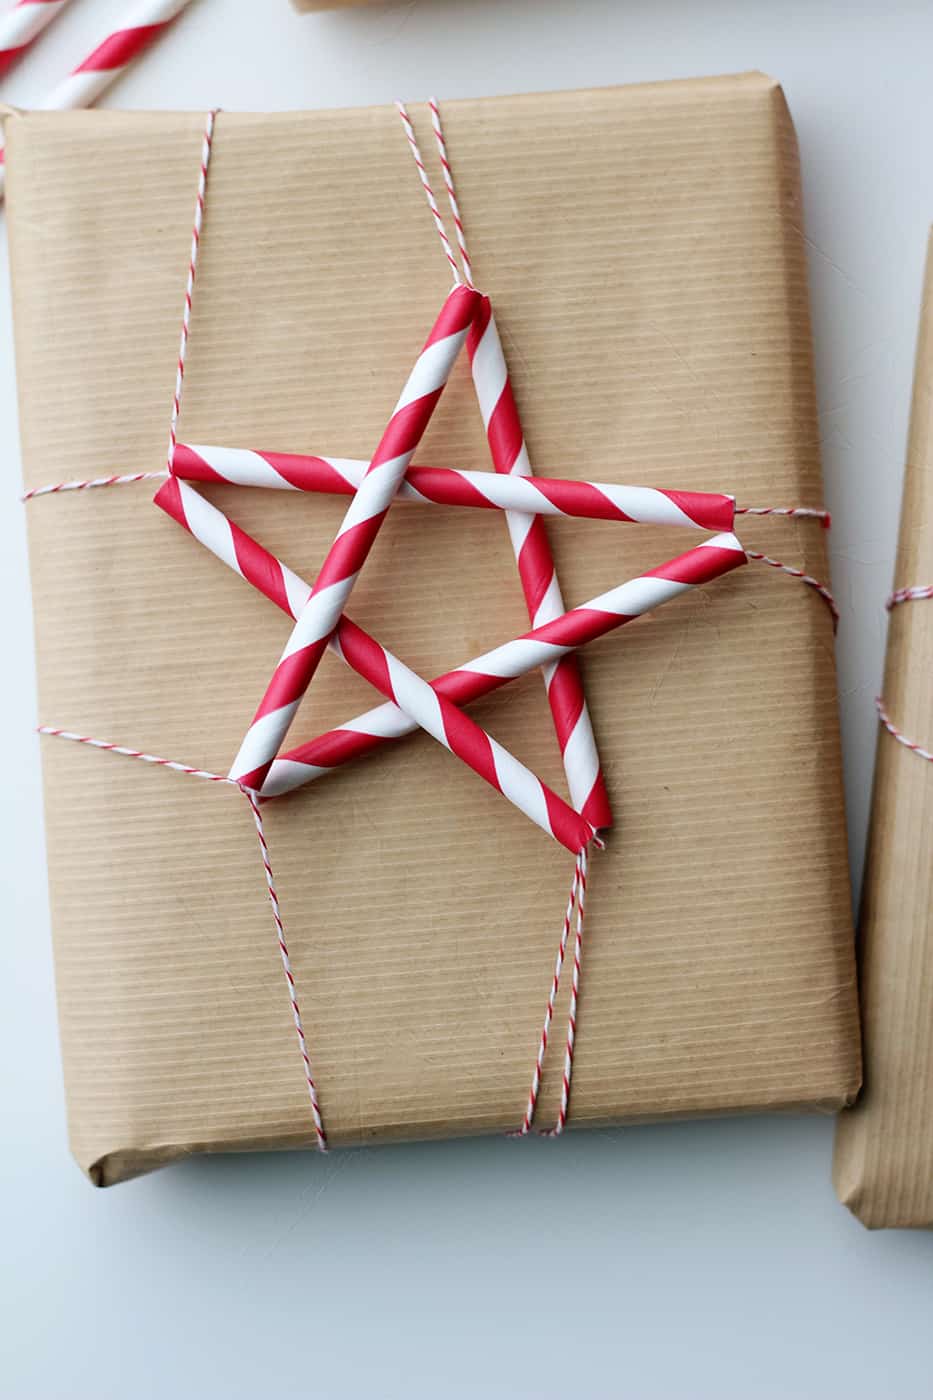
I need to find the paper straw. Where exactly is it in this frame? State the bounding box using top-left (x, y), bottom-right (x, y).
top-left (171, 444), bottom-right (736, 532)
top-left (157, 477), bottom-right (592, 852)
top-left (330, 606), bottom-right (594, 852)
top-left (0, 0), bottom-right (71, 78)
top-left (40, 0), bottom-right (191, 106)
top-left (277, 534), bottom-right (746, 796)
top-left (467, 295), bottom-right (611, 830)
top-left (0, 0), bottom-right (193, 197)
top-left (228, 284), bottom-right (480, 791)
top-left (154, 476), bottom-right (746, 800)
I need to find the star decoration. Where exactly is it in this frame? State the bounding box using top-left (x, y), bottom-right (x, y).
top-left (155, 286), bottom-right (747, 855)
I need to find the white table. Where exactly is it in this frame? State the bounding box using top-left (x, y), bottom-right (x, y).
top-left (1, 2), bottom-right (931, 1395)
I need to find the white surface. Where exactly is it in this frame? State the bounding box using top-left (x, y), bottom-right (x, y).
top-left (2, 1), bottom-right (932, 1395)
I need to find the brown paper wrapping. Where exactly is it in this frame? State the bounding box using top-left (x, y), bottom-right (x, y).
top-left (833, 236), bottom-right (933, 1230)
top-left (4, 75), bottom-right (860, 1186)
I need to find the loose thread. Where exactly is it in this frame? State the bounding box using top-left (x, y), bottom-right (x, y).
top-left (875, 586), bottom-right (933, 763)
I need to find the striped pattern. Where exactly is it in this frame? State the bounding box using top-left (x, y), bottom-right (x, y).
top-left (172, 443), bottom-right (736, 531)
top-left (516, 850), bottom-right (584, 1136)
top-left (157, 477), bottom-right (591, 851)
top-left (154, 476), bottom-right (746, 802)
top-left (887, 584), bottom-right (933, 610)
top-left (0, 0), bottom-right (70, 77)
top-left (330, 603), bottom-right (594, 853)
top-left (468, 297), bottom-right (612, 831)
top-left (395, 101), bottom-right (609, 827)
top-left (23, 469), bottom-right (168, 499)
top-left (40, 0), bottom-right (191, 107)
top-left (0, 0), bottom-right (192, 200)
top-left (167, 111), bottom-right (214, 474)
top-left (552, 843), bottom-right (587, 1135)
top-left (395, 101), bottom-right (462, 285)
top-left (273, 531), bottom-right (748, 796)
top-left (428, 97), bottom-right (474, 288)
top-left (875, 696), bottom-right (933, 766)
top-left (35, 725), bottom-right (229, 783)
top-left (875, 586), bottom-right (933, 764)
top-left (227, 284), bottom-right (480, 790)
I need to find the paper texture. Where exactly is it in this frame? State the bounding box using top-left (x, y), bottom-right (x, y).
top-left (833, 235), bottom-right (933, 1230)
top-left (5, 75), bottom-right (860, 1186)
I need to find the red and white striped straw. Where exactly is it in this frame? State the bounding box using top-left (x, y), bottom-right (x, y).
top-left (41, 0), bottom-right (191, 107)
top-left (405, 97), bottom-right (612, 831)
top-left (0, 0), bottom-right (194, 198)
top-left (154, 476), bottom-right (746, 799)
top-left (158, 477), bottom-right (592, 852)
top-left (275, 532), bottom-right (747, 796)
top-left (467, 296), bottom-right (612, 831)
top-left (329, 600), bottom-right (594, 853)
top-left (227, 284), bottom-right (480, 791)
top-left (0, 0), bottom-right (71, 78)
top-left (171, 443), bottom-right (736, 531)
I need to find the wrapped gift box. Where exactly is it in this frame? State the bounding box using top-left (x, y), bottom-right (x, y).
top-left (4, 74), bottom-right (860, 1186)
top-left (834, 236), bottom-right (933, 1230)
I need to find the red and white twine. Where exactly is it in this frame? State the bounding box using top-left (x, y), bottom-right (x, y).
top-left (409, 99), bottom-right (613, 834)
top-left (516, 848), bottom-right (583, 1135)
top-left (245, 790), bottom-right (327, 1150)
top-left (395, 101), bottom-right (464, 286)
top-left (35, 727), bottom-right (230, 783)
top-left (745, 549), bottom-right (839, 629)
top-left (875, 586), bottom-right (933, 763)
top-left (22, 470), bottom-right (167, 500)
top-left (34, 724), bottom-right (328, 1150)
top-left (428, 97), bottom-right (475, 289)
top-left (24, 102), bottom-right (841, 1150)
top-left (554, 843), bottom-right (587, 1135)
top-left (166, 109), bottom-right (215, 476)
top-left (166, 111), bottom-right (327, 1149)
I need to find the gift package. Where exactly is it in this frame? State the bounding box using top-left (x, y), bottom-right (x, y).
top-left (833, 238), bottom-right (933, 1231)
top-left (5, 75), bottom-right (862, 1186)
